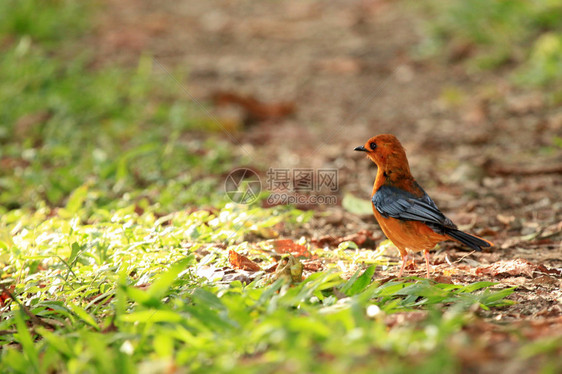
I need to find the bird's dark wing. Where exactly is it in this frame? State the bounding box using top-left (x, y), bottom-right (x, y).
top-left (372, 184), bottom-right (457, 230)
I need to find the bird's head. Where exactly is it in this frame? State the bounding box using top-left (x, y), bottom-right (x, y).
top-left (354, 134), bottom-right (410, 173)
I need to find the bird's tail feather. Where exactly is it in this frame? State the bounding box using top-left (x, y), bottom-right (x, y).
top-left (445, 229), bottom-right (493, 251)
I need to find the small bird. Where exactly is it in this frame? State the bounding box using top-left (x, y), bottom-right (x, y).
top-left (355, 134), bottom-right (492, 278)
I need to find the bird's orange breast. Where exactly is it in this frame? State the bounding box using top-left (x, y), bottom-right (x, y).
top-left (373, 206), bottom-right (447, 254)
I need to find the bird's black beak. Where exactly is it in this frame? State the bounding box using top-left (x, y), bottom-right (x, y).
top-left (354, 145), bottom-right (367, 152)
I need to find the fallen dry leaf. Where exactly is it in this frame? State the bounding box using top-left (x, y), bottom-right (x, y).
top-left (267, 239), bottom-right (311, 258)
top-left (212, 91), bottom-right (295, 124)
top-left (475, 259), bottom-right (536, 278)
top-left (540, 221), bottom-right (562, 238)
top-left (519, 317), bottom-right (562, 339)
top-left (0, 285), bottom-right (14, 307)
top-left (229, 250), bottom-right (261, 271)
top-left (0, 157), bottom-right (30, 169)
top-left (301, 259), bottom-right (324, 272)
top-left (496, 214), bottom-right (516, 226)
top-left (433, 274), bottom-right (453, 284)
top-left (531, 275), bottom-right (560, 286)
top-left (536, 264), bottom-right (562, 276)
top-left (264, 263), bottom-right (279, 273)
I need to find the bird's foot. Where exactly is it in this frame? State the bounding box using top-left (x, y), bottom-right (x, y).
top-left (424, 250), bottom-right (432, 279)
top-left (397, 254), bottom-right (409, 278)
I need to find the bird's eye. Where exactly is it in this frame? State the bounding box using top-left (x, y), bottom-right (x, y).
top-left (370, 142), bottom-right (377, 150)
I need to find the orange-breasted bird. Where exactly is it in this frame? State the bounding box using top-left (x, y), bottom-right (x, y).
top-left (355, 134), bottom-right (492, 278)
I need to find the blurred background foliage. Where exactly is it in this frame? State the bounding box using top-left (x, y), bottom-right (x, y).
top-left (0, 0), bottom-right (247, 213)
top-left (418, 0), bottom-right (562, 94)
top-left (1, 0), bottom-right (561, 212)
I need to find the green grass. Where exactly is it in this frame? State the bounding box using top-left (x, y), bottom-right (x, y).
top-left (0, 0), bottom-right (89, 44)
top-left (0, 202), bottom-right (517, 373)
top-left (0, 39), bottom-right (238, 209)
top-left (0, 197), bottom-right (531, 373)
top-left (0, 0), bottom-right (245, 211)
top-left (417, 0), bottom-right (562, 92)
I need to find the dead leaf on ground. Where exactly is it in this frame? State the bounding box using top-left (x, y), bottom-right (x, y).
top-left (533, 305), bottom-right (562, 319)
top-left (229, 250), bottom-right (261, 271)
top-left (264, 263), bottom-right (279, 273)
top-left (212, 91), bottom-right (295, 124)
top-left (264, 239), bottom-right (312, 258)
top-left (484, 160), bottom-right (562, 177)
top-left (540, 221), bottom-right (562, 238)
top-left (475, 259), bottom-right (538, 278)
top-left (536, 264), bottom-right (562, 276)
top-left (0, 157), bottom-right (30, 169)
top-left (531, 275), bottom-right (560, 286)
top-left (301, 259), bottom-right (324, 272)
top-left (512, 317), bottom-right (562, 339)
top-left (496, 214), bottom-right (516, 226)
top-left (0, 285), bottom-right (15, 307)
top-left (433, 274), bottom-right (453, 284)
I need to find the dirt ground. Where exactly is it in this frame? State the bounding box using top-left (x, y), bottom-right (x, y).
top-left (93, 0), bottom-right (561, 368)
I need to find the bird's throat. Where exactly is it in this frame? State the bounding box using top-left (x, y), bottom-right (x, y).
top-left (374, 165), bottom-right (416, 194)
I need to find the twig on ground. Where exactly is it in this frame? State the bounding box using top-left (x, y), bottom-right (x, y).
top-left (1, 285), bottom-right (58, 330)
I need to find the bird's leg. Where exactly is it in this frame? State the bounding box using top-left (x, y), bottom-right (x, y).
top-left (397, 252), bottom-right (408, 278)
top-left (423, 249), bottom-right (431, 278)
